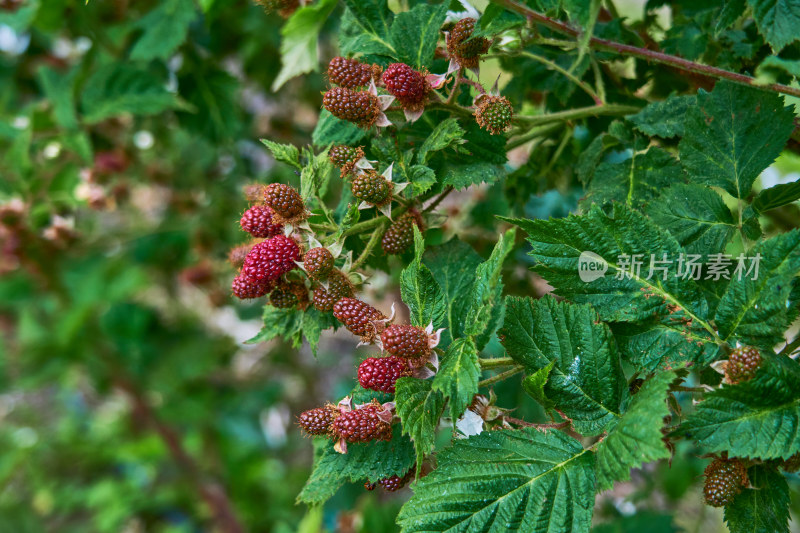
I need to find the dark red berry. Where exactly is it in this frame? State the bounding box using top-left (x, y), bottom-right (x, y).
top-left (332, 403), bottom-right (392, 443)
top-left (231, 274), bottom-right (272, 300)
top-left (725, 347), bottom-right (762, 384)
top-left (703, 459), bottom-right (748, 507)
top-left (270, 280), bottom-right (308, 309)
top-left (379, 470), bottom-right (414, 492)
top-left (364, 481), bottom-right (377, 491)
top-left (323, 87), bottom-right (381, 128)
top-left (447, 18), bottom-right (491, 69)
top-left (474, 95), bottom-right (513, 135)
top-left (330, 145), bottom-right (365, 177)
top-left (241, 235), bottom-right (300, 283)
top-left (327, 57), bottom-right (382, 88)
top-left (358, 356), bottom-right (413, 394)
top-left (297, 405), bottom-right (337, 436)
top-left (228, 243), bottom-right (254, 268)
top-left (304, 247), bottom-right (335, 280)
top-left (351, 170), bottom-right (393, 206)
top-left (312, 270), bottom-right (354, 312)
top-left (239, 205), bottom-right (282, 238)
top-left (382, 209), bottom-right (423, 255)
top-left (381, 324), bottom-right (430, 358)
top-left (382, 63), bottom-right (430, 112)
top-left (263, 183), bottom-right (305, 221)
top-left (333, 298), bottom-right (386, 340)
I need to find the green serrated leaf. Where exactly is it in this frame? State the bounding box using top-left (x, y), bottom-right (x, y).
top-left (581, 147), bottom-right (684, 209)
top-left (389, 3), bottom-right (447, 69)
top-left (716, 0), bottom-right (746, 34)
top-left (417, 117), bottom-right (465, 164)
top-left (522, 360), bottom-right (555, 408)
top-left (505, 203), bottom-right (710, 324)
top-left (645, 183), bottom-right (736, 255)
top-left (463, 229), bottom-right (515, 349)
top-left (613, 319), bottom-right (720, 372)
top-left (394, 377), bottom-right (444, 468)
top-left (404, 165), bottom-right (437, 198)
top-left (129, 0), bottom-right (196, 62)
top-left (714, 229), bottom-right (800, 348)
top-left (724, 465), bottom-right (790, 533)
top-left (400, 226), bottom-right (446, 328)
top-left (260, 139), bottom-right (301, 169)
top-left (298, 430), bottom-right (415, 504)
top-left (81, 64), bottom-right (182, 123)
top-left (753, 179), bottom-right (800, 212)
top-left (272, 0), bottom-right (338, 91)
top-left (678, 81), bottom-right (795, 199)
top-left (246, 306), bottom-right (333, 356)
top-left (300, 147), bottom-right (333, 202)
top-left (312, 109), bottom-right (368, 147)
top-left (442, 162), bottom-right (503, 189)
top-left (423, 239), bottom-right (482, 347)
top-left (747, 0), bottom-right (800, 51)
top-left (397, 428), bottom-right (595, 533)
top-left (627, 94), bottom-right (695, 138)
top-left (37, 66), bottom-right (79, 131)
top-left (595, 371), bottom-right (676, 491)
top-left (499, 296), bottom-right (626, 436)
top-left (432, 337), bottom-right (480, 424)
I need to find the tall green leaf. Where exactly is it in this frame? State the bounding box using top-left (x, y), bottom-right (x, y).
top-left (724, 465), bottom-right (790, 533)
top-left (389, 3), bottom-right (447, 69)
top-left (432, 337), bottom-right (480, 424)
top-left (394, 378), bottom-right (444, 468)
top-left (397, 429), bottom-right (595, 533)
top-left (400, 226), bottom-right (446, 328)
top-left (129, 0), bottom-right (196, 61)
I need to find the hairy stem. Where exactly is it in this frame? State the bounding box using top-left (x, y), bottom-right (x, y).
top-left (491, 0), bottom-right (800, 99)
top-left (352, 223), bottom-right (387, 270)
top-left (341, 205), bottom-right (409, 238)
top-left (423, 186), bottom-right (455, 213)
top-left (479, 356), bottom-right (517, 369)
top-left (478, 365), bottom-right (525, 387)
top-left (516, 50), bottom-right (603, 104)
top-left (513, 103), bottom-right (641, 125)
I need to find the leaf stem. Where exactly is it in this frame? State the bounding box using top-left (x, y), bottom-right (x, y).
top-left (351, 223), bottom-right (386, 270)
top-left (423, 186), bottom-right (454, 213)
top-left (504, 417), bottom-right (571, 430)
top-left (490, 0), bottom-right (800, 99)
top-left (506, 122), bottom-right (563, 150)
top-left (341, 205), bottom-right (409, 237)
top-left (515, 50), bottom-right (603, 104)
top-left (478, 365), bottom-right (525, 387)
top-left (479, 356), bottom-right (517, 369)
top-left (513, 103), bottom-right (641, 125)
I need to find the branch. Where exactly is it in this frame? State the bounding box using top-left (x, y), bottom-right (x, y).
top-left (516, 50), bottom-right (603, 104)
top-left (351, 223), bottom-right (387, 270)
top-left (478, 365), bottom-right (525, 387)
top-left (423, 186), bottom-right (454, 213)
top-left (479, 356), bottom-right (517, 369)
top-left (491, 0), bottom-right (800, 99)
top-left (513, 103), bottom-right (642, 125)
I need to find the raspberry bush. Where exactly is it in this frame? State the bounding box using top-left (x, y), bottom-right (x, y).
top-left (3, 0), bottom-right (800, 531)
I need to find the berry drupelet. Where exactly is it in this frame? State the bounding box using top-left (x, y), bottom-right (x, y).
top-left (270, 279), bottom-right (308, 309)
top-left (231, 274), bottom-right (273, 300)
top-left (263, 183), bottom-right (305, 222)
top-left (474, 95), bottom-right (514, 135)
top-left (382, 209), bottom-right (423, 255)
top-left (327, 56), bottom-right (382, 88)
top-left (312, 270), bottom-right (354, 312)
top-left (297, 405), bottom-right (337, 437)
top-left (329, 145), bottom-right (365, 178)
top-left (358, 356), bottom-right (413, 394)
top-left (241, 235), bottom-right (300, 283)
top-left (323, 87), bottom-right (381, 128)
top-left (446, 18), bottom-right (491, 69)
top-left (382, 63), bottom-right (430, 112)
top-left (351, 170), bottom-right (393, 207)
top-left (333, 298), bottom-right (387, 341)
top-left (381, 324), bottom-right (431, 358)
top-left (239, 204), bottom-right (282, 238)
top-left (304, 247), bottom-right (335, 280)
top-left (703, 458), bottom-right (748, 507)
top-left (725, 346), bottom-right (762, 384)
top-left (332, 403), bottom-right (392, 443)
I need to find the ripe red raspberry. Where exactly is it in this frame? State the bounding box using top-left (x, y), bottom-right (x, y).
top-left (231, 274), bottom-right (272, 300)
top-left (358, 356), bottom-right (413, 394)
top-left (312, 270), bottom-right (354, 312)
top-left (381, 324), bottom-right (430, 358)
top-left (382, 209), bottom-right (423, 255)
top-left (447, 18), bottom-right (491, 69)
top-left (228, 243), bottom-right (253, 268)
top-left (304, 247), bottom-right (335, 280)
top-left (323, 87), bottom-right (381, 128)
top-left (327, 57), bottom-right (382, 88)
top-left (703, 458), bottom-right (748, 507)
top-left (351, 170), bottom-right (393, 207)
top-left (474, 95), bottom-right (514, 135)
top-left (241, 235), bottom-right (300, 283)
top-left (270, 279), bottom-right (309, 309)
top-left (329, 145), bottom-right (365, 177)
top-left (263, 183), bottom-right (305, 222)
top-left (379, 470), bottom-right (414, 492)
top-left (239, 205), bottom-right (283, 238)
top-left (333, 298), bottom-right (387, 341)
top-left (297, 405), bottom-right (337, 436)
top-left (382, 63), bottom-right (430, 112)
top-left (332, 403), bottom-right (392, 443)
top-left (725, 346), bottom-right (762, 384)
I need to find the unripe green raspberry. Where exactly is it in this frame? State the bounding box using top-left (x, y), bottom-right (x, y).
top-left (329, 145), bottom-right (365, 178)
top-left (351, 170), bottom-right (393, 207)
top-left (474, 95), bottom-right (513, 135)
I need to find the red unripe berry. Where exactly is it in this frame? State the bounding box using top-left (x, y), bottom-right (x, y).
top-left (332, 403), bottom-right (392, 443)
top-left (358, 356), bottom-right (413, 394)
top-left (231, 274), bottom-right (273, 300)
top-left (327, 57), bottom-right (382, 88)
top-left (270, 279), bottom-right (309, 309)
top-left (297, 405), bottom-right (337, 436)
top-left (312, 270), bottom-right (354, 312)
top-left (725, 346), bottom-right (762, 384)
top-left (379, 470), bottom-right (414, 492)
top-left (323, 87), bottom-right (381, 128)
top-left (382, 209), bottom-right (423, 255)
top-left (703, 459), bottom-right (748, 507)
top-left (333, 298), bottom-right (387, 339)
top-left (263, 183), bottom-right (305, 221)
top-left (381, 324), bottom-right (430, 358)
top-left (382, 63), bottom-right (430, 111)
top-left (240, 205), bottom-right (282, 238)
top-left (304, 247), bottom-right (335, 280)
top-left (241, 235), bottom-right (300, 283)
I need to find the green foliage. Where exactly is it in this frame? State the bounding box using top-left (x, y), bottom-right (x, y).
top-left (431, 336), bottom-right (480, 423)
top-left (400, 226), bottom-right (446, 328)
top-left (724, 465), bottom-right (791, 533)
top-left (394, 378), bottom-right (445, 469)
